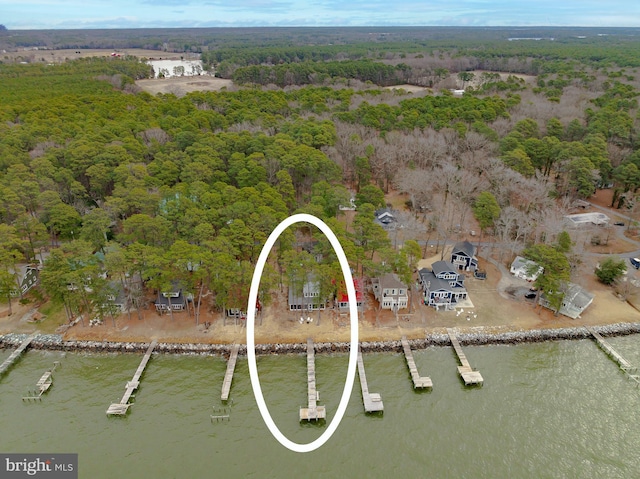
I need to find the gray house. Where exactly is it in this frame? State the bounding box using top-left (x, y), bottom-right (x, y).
top-left (419, 261), bottom-right (468, 310)
top-left (451, 241), bottom-right (478, 272)
top-left (155, 282), bottom-right (187, 312)
top-left (105, 281), bottom-right (128, 313)
top-left (372, 273), bottom-right (408, 310)
top-left (10, 265), bottom-right (39, 297)
top-left (540, 283), bottom-right (594, 319)
top-left (289, 275), bottom-right (326, 311)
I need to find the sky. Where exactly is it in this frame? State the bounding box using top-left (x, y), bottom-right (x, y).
top-left (3, 0), bottom-right (640, 30)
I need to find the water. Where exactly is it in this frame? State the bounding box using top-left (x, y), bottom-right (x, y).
top-left (1, 338), bottom-right (640, 478)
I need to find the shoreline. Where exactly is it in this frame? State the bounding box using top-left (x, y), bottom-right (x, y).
top-left (2, 322), bottom-right (640, 356)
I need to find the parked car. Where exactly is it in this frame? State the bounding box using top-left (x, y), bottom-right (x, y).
top-left (630, 258), bottom-right (640, 269)
top-left (614, 221), bottom-right (625, 226)
top-left (524, 292), bottom-right (537, 299)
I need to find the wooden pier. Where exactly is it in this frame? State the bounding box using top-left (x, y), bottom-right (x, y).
top-left (300, 338), bottom-right (326, 421)
top-left (357, 349), bottom-right (384, 413)
top-left (107, 340), bottom-right (157, 415)
top-left (23, 361), bottom-right (59, 401)
top-left (221, 344), bottom-right (240, 401)
top-left (0, 333), bottom-right (37, 377)
top-left (401, 336), bottom-right (432, 389)
top-left (586, 327), bottom-right (639, 383)
top-left (447, 329), bottom-right (483, 386)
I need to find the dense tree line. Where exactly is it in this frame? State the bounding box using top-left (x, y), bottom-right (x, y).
top-left (229, 60), bottom-right (409, 87)
top-left (3, 29), bottom-right (640, 321)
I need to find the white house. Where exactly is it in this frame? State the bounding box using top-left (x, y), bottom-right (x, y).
top-left (510, 256), bottom-right (543, 282)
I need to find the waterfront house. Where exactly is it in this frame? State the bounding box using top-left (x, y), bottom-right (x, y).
top-left (10, 264), bottom-right (39, 297)
top-left (104, 281), bottom-right (128, 314)
top-left (539, 283), bottom-right (594, 319)
top-left (289, 275), bottom-right (326, 311)
top-left (155, 282), bottom-right (187, 312)
top-left (451, 240), bottom-right (478, 272)
top-left (336, 278), bottom-right (364, 312)
top-left (371, 273), bottom-right (408, 310)
top-left (510, 256), bottom-right (543, 282)
top-left (419, 261), bottom-right (468, 310)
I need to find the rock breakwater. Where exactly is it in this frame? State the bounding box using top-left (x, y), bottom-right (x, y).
top-left (2, 323), bottom-right (640, 356)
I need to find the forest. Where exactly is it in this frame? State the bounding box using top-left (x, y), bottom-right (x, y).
top-left (1, 26), bottom-right (640, 323)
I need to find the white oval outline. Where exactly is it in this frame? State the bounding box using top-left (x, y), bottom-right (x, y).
top-left (246, 213), bottom-right (359, 453)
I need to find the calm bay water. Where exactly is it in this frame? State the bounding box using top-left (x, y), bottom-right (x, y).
top-left (1, 337), bottom-right (640, 478)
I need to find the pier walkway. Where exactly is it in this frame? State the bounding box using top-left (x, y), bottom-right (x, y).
top-left (107, 340), bottom-right (157, 415)
top-left (401, 336), bottom-right (432, 389)
top-left (221, 344), bottom-right (240, 401)
top-left (300, 338), bottom-right (326, 421)
top-left (357, 349), bottom-right (384, 413)
top-left (0, 333), bottom-right (37, 377)
top-left (586, 327), bottom-right (639, 383)
top-left (447, 329), bottom-right (483, 386)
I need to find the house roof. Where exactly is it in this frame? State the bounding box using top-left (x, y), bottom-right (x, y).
top-left (155, 286), bottom-right (185, 306)
top-left (564, 283), bottom-right (594, 309)
top-left (541, 282), bottom-right (594, 319)
top-left (431, 260), bottom-right (457, 275)
top-left (107, 281), bottom-right (127, 305)
top-left (452, 240), bottom-right (476, 257)
top-left (374, 208), bottom-right (397, 227)
top-left (420, 270), bottom-right (451, 292)
top-left (565, 212), bottom-right (609, 225)
top-left (511, 256), bottom-right (542, 274)
top-left (337, 278), bottom-right (364, 303)
top-left (376, 273), bottom-right (407, 290)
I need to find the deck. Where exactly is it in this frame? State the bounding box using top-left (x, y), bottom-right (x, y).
top-left (0, 333), bottom-right (37, 377)
top-left (357, 349), bottom-right (384, 413)
top-left (586, 327), bottom-right (639, 383)
top-left (221, 344), bottom-right (240, 401)
top-left (447, 329), bottom-right (483, 386)
top-left (300, 338), bottom-right (326, 421)
top-left (401, 336), bottom-right (432, 389)
top-left (107, 340), bottom-right (157, 415)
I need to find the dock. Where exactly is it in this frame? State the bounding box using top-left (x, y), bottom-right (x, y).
top-left (107, 340), bottom-right (157, 415)
top-left (401, 336), bottom-right (432, 389)
top-left (23, 361), bottom-right (59, 401)
top-left (0, 333), bottom-right (37, 377)
top-left (447, 329), bottom-right (483, 386)
top-left (300, 338), bottom-right (326, 421)
top-left (586, 327), bottom-right (639, 383)
top-left (357, 349), bottom-right (384, 413)
top-left (221, 344), bottom-right (240, 401)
